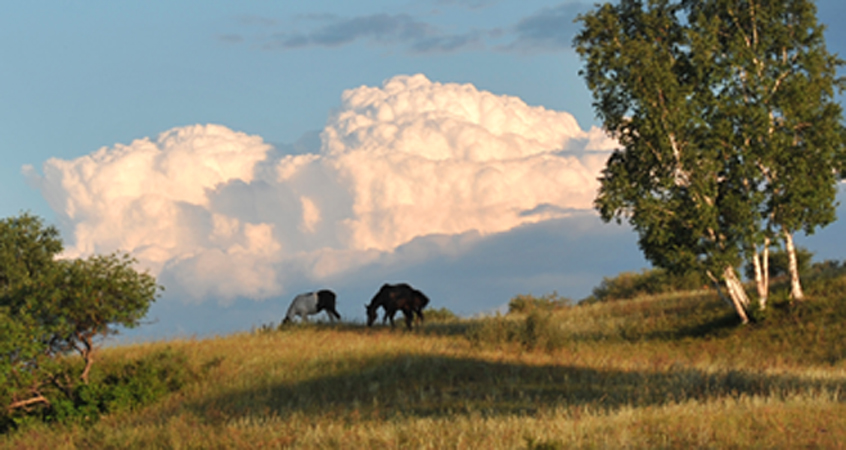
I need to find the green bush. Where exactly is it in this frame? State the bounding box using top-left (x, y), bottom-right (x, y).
top-left (508, 292), bottom-right (572, 314)
top-left (423, 307), bottom-right (458, 322)
top-left (1, 347), bottom-right (199, 431)
top-left (583, 268), bottom-right (707, 304)
top-left (519, 310), bottom-right (566, 352)
top-left (466, 314), bottom-right (517, 348)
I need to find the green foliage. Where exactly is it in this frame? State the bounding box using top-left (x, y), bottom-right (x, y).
top-left (743, 247), bottom-right (815, 281)
top-left (423, 307), bottom-right (458, 323)
top-left (584, 268), bottom-right (708, 304)
top-left (0, 214), bottom-right (66, 425)
top-left (41, 252), bottom-right (162, 382)
top-left (0, 213), bottom-right (63, 299)
top-left (575, 0), bottom-right (845, 315)
top-left (508, 292), bottom-right (572, 314)
top-left (0, 309), bottom-right (55, 431)
top-left (38, 348), bottom-right (196, 429)
top-left (0, 213), bottom-right (162, 427)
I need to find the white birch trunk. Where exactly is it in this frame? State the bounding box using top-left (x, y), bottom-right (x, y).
top-left (783, 229), bottom-right (804, 301)
top-left (706, 270), bottom-right (733, 308)
top-left (723, 265), bottom-right (750, 324)
top-left (753, 238), bottom-right (770, 309)
top-left (753, 249), bottom-right (765, 302)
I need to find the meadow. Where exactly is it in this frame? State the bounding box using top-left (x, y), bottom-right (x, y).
top-left (3, 267), bottom-right (846, 449)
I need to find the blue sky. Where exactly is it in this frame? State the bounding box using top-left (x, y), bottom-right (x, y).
top-left (2, 1), bottom-right (844, 340)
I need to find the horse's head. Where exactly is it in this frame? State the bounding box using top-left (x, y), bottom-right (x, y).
top-left (365, 302), bottom-right (379, 327)
top-left (365, 284), bottom-right (392, 326)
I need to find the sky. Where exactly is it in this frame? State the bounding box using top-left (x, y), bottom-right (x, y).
top-left (2, 0), bottom-right (845, 341)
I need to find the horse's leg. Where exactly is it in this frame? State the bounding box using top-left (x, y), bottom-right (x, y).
top-left (388, 308), bottom-right (397, 328)
top-left (404, 308), bottom-right (413, 330)
top-left (325, 307), bottom-right (340, 322)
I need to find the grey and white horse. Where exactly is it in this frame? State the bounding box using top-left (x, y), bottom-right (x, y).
top-left (282, 289), bottom-right (341, 324)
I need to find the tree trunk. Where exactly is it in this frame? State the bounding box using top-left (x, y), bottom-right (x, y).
top-left (723, 265), bottom-right (750, 324)
top-left (762, 240), bottom-right (769, 306)
top-left (752, 238), bottom-right (770, 309)
top-left (706, 270), bottom-right (733, 308)
top-left (783, 228), bottom-right (804, 301)
top-left (78, 335), bottom-right (94, 384)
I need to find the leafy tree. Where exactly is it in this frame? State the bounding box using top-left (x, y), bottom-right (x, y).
top-left (40, 253), bottom-right (162, 383)
top-left (575, 0), bottom-right (754, 322)
top-left (575, 0), bottom-right (844, 322)
top-left (688, 0), bottom-right (845, 305)
top-left (0, 214), bottom-right (64, 414)
top-left (0, 213), bottom-right (63, 298)
top-left (0, 308), bottom-right (54, 418)
top-left (0, 213), bottom-right (161, 416)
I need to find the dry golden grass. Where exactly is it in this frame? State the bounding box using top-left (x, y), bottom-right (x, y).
top-left (3, 285), bottom-right (846, 449)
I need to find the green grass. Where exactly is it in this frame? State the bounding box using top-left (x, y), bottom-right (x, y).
top-left (3, 272), bottom-right (846, 449)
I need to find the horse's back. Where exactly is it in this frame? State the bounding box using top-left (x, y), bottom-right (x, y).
top-left (316, 289), bottom-right (336, 305)
top-left (284, 292), bottom-right (317, 322)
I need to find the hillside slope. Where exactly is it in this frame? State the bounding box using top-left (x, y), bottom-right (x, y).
top-left (3, 271), bottom-right (846, 449)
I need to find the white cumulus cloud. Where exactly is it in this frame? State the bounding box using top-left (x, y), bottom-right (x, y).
top-left (26, 74), bottom-right (618, 304)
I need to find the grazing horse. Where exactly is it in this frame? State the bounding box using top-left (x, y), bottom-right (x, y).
top-left (282, 289), bottom-right (341, 324)
top-left (365, 283), bottom-right (430, 330)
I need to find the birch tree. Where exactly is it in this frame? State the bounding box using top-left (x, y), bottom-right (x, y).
top-left (576, 0), bottom-right (844, 322)
top-left (690, 0), bottom-right (845, 305)
top-left (575, 0), bottom-right (754, 323)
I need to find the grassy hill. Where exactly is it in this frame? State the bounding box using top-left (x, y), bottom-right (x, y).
top-left (3, 268), bottom-right (846, 449)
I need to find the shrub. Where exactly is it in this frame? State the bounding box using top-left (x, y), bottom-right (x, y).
top-left (583, 268), bottom-right (707, 304)
top-left (466, 310), bottom-right (566, 353)
top-left (508, 292), bottom-right (572, 314)
top-left (518, 310), bottom-right (566, 352)
top-left (466, 314), bottom-right (517, 349)
top-left (423, 307), bottom-right (458, 322)
top-left (55, 348), bottom-right (196, 425)
top-left (1, 347), bottom-right (198, 431)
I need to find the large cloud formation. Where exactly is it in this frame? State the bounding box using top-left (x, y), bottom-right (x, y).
top-left (26, 74), bottom-right (617, 305)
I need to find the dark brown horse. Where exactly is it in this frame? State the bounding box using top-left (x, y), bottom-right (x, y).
top-left (365, 283), bottom-right (430, 330)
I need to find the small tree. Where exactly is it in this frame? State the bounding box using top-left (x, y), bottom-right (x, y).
top-left (0, 213), bottom-right (161, 415)
top-left (40, 253), bottom-right (162, 383)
